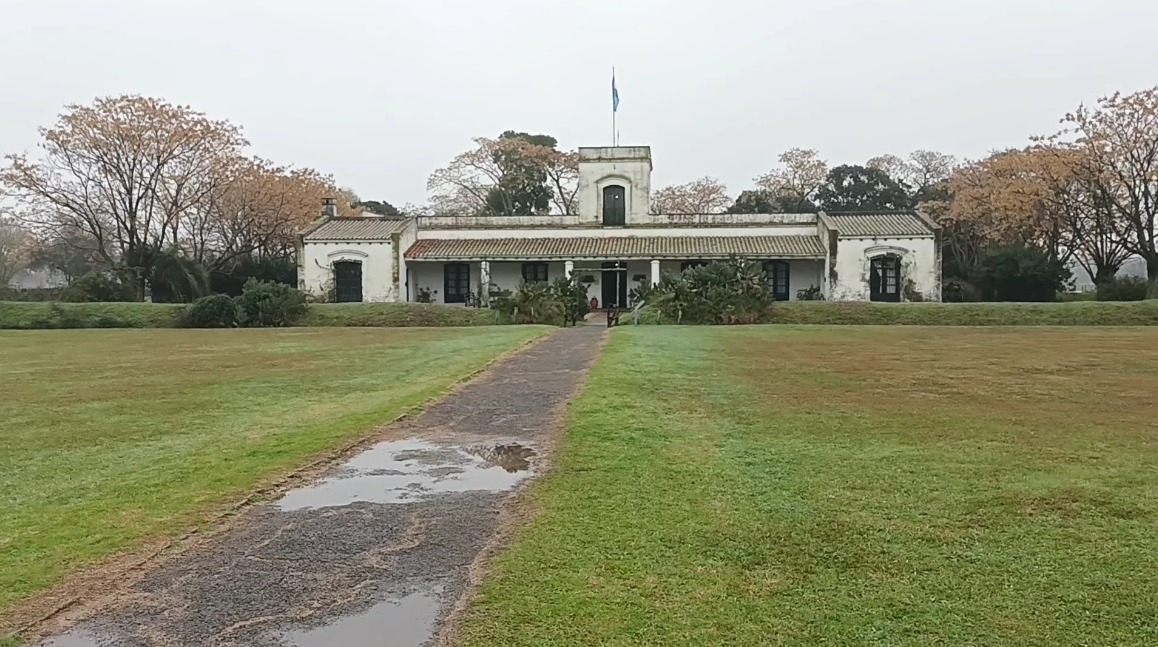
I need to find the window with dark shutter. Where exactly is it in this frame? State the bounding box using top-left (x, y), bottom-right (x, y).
top-left (521, 262), bottom-right (549, 283)
top-left (764, 261), bottom-right (790, 301)
top-left (444, 263), bottom-right (470, 304)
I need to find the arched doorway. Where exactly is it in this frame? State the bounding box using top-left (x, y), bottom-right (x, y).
top-left (869, 255), bottom-right (901, 302)
top-left (333, 260), bottom-right (363, 302)
top-left (602, 185), bottom-right (626, 226)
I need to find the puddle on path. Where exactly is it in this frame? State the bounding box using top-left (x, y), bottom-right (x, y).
top-left (36, 630), bottom-right (104, 647)
top-left (276, 589), bottom-right (441, 647)
top-left (277, 439), bottom-right (536, 511)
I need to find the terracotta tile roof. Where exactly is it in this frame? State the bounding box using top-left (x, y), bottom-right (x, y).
top-left (303, 217), bottom-right (410, 241)
top-left (824, 211), bottom-right (933, 237)
top-left (405, 235), bottom-right (825, 260)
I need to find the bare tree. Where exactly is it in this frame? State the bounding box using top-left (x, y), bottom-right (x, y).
top-left (427, 136), bottom-right (579, 217)
top-left (1052, 88), bottom-right (1158, 283)
top-left (754, 148), bottom-right (828, 207)
top-left (650, 176), bottom-right (731, 214)
top-left (1, 95), bottom-right (247, 298)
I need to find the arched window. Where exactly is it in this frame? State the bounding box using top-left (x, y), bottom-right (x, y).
top-left (602, 185), bottom-right (626, 226)
top-left (764, 261), bottom-right (790, 301)
top-left (869, 255), bottom-right (902, 302)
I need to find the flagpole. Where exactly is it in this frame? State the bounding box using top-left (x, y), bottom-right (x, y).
top-left (611, 66), bottom-right (616, 146)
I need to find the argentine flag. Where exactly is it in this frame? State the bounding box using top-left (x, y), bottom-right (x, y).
top-left (612, 72), bottom-right (620, 112)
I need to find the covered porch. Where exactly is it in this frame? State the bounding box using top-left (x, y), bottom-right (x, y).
top-left (403, 235), bottom-right (828, 306)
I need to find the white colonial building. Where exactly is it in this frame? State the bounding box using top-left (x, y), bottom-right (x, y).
top-left (298, 146), bottom-right (942, 306)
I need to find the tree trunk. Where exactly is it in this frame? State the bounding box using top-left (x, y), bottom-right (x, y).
top-left (1093, 265), bottom-right (1119, 287)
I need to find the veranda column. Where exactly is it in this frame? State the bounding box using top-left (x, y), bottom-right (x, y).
top-left (479, 260), bottom-right (491, 306)
top-left (650, 259), bottom-right (661, 286)
top-left (565, 260), bottom-right (575, 278)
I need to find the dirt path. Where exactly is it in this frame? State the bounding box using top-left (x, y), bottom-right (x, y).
top-left (36, 326), bottom-right (605, 647)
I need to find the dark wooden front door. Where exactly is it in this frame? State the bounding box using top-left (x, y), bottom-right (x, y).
top-left (333, 261), bottom-right (363, 303)
top-left (602, 185), bottom-right (626, 226)
top-left (444, 263), bottom-right (471, 304)
top-left (870, 256), bottom-right (901, 302)
top-left (601, 262), bottom-right (628, 308)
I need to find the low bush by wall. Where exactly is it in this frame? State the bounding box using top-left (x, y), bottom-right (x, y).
top-left (640, 300), bottom-right (1158, 326)
top-left (1, 301), bottom-right (507, 329)
top-left (296, 303), bottom-right (506, 327)
top-left (0, 302), bottom-right (186, 329)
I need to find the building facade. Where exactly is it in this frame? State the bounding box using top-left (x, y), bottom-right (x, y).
top-left (298, 146), bottom-right (942, 306)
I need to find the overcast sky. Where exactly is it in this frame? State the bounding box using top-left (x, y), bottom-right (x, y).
top-left (2, 0), bottom-right (1156, 206)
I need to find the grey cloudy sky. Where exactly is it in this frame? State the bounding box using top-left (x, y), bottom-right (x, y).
top-left (2, 0), bottom-right (1156, 206)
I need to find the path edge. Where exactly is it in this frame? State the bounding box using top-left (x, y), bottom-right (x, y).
top-left (431, 327), bottom-right (612, 647)
top-left (2, 326), bottom-right (555, 645)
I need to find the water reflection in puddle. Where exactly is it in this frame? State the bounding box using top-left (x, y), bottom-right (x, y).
top-left (277, 589), bottom-right (441, 647)
top-left (278, 440), bottom-right (535, 511)
top-left (37, 630), bottom-right (104, 647)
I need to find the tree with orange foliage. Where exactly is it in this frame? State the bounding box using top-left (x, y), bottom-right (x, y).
top-left (650, 176), bottom-right (731, 214)
top-left (1, 95), bottom-right (247, 298)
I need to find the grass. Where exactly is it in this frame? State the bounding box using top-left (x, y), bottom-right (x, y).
top-left (0, 326), bottom-right (545, 621)
top-left (299, 302), bottom-right (505, 327)
top-left (460, 326), bottom-right (1158, 646)
top-left (639, 300), bottom-right (1158, 326)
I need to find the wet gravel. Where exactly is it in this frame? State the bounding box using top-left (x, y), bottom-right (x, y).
top-left (38, 326), bottom-right (605, 647)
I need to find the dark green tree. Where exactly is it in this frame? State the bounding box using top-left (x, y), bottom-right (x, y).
top-left (728, 189), bottom-right (818, 214)
top-left (484, 131), bottom-right (557, 217)
top-left (354, 200), bottom-right (401, 216)
top-left (974, 245), bottom-right (1072, 302)
top-left (817, 165), bottom-right (912, 211)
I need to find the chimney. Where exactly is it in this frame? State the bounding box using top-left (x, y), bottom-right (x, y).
top-left (322, 197), bottom-right (338, 219)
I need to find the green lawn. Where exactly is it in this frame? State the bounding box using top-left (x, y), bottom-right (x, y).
top-left (461, 326), bottom-right (1158, 646)
top-left (0, 326), bottom-right (543, 619)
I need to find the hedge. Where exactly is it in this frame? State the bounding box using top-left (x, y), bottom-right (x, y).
top-left (299, 303), bottom-right (505, 327)
top-left (6, 300), bottom-right (1158, 330)
top-left (0, 301), bottom-right (507, 329)
top-left (641, 300), bottom-right (1158, 326)
top-left (0, 302), bottom-right (186, 329)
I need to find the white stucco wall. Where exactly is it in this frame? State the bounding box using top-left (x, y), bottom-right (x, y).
top-left (830, 237), bottom-right (940, 302)
top-left (300, 241), bottom-right (397, 302)
top-left (576, 147), bottom-right (652, 225)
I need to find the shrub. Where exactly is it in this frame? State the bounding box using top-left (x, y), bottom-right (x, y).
top-left (184, 294), bottom-right (240, 328)
top-left (974, 245), bottom-right (1072, 302)
top-left (60, 273), bottom-right (138, 303)
top-left (1096, 276), bottom-right (1150, 302)
top-left (234, 278), bottom-right (308, 327)
top-left (494, 281), bottom-right (563, 324)
top-left (210, 256), bottom-right (296, 296)
top-left (148, 251), bottom-right (210, 303)
top-left (942, 278), bottom-right (983, 303)
top-left (646, 258), bottom-right (775, 325)
top-left (0, 302), bottom-right (186, 329)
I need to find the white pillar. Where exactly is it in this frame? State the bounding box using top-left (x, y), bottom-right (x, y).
top-left (479, 260), bottom-right (491, 306)
top-left (650, 259), bottom-right (661, 286)
top-left (565, 260), bottom-right (574, 278)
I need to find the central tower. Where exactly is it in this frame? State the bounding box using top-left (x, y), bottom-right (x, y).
top-left (576, 146), bottom-right (652, 226)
